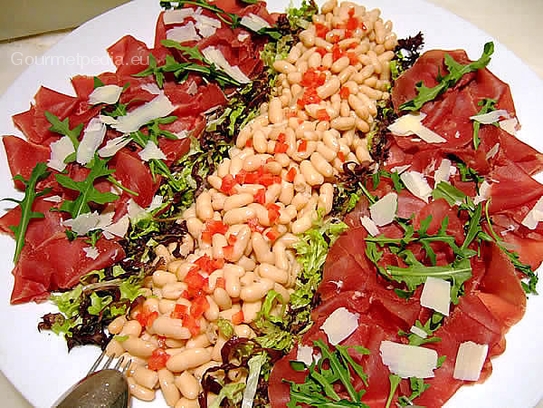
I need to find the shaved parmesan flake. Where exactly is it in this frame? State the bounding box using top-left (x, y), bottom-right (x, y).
top-left (360, 216), bottom-right (380, 236)
top-left (48, 137), bottom-right (75, 172)
top-left (202, 46), bottom-right (251, 84)
top-left (194, 14), bottom-right (222, 37)
top-left (237, 32), bottom-right (250, 42)
top-left (380, 341), bottom-right (438, 378)
top-left (141, 82), bottom-right (162, 95)
top-left (320, 307), bottom-right (359, 345)
top-left (400, 171), bottom-right (433, 202)
top-left (485, 142), bottom-right (500, 160)
top-left (388, 112), bottom-right (446, 144)
top-left (370, 192), bottom-right (397, 226)
top-left (499, 117), bottom-right (518, 136)
top-left (42, 195), bottom-right (62, 203)
top-left (521, 196), bottom-right (543, 230)
top-left (139, 141), bottom-right (167, 162)
top-left (420, 277), bottom-right (451, 316)
top-left (241, 13), bottom-right (271, 32)
top-left (83, 246), bottom-right (100, 260)
top-left (453, 341), bottom-right (489, 381)
top-left (99, 114), bottom-right (117, 125)
top-left (470, 109), bottom-right (509, 124)
top-left (163, 8), bottom-right (194, 25)
top-left (296, 345), bottom-right (314, 366)
top-left (88, 84), bottom-right (123, 105)
top-left (434, 158), bottom-right (452, 186)
top-left (77, 118), bottom-right (106, 165)
top-left (390, 164), bottom-right (410, 174)
top-left (98, 136), bottom-right (131, 158)
top-left (103, 215), bottom-right (129, 239)
top-left (167, 22), bottom-right (201, 43)
top-left (63, 211), bottom-right (101, 235)
top-left (474, 180), bottom-right (492, 205)
top-left (186, 81), bottom-right (198, 96)
top-left (410, 325), bottom-right (428, 339)
top-left (110, 94), bottom-right (176, 133)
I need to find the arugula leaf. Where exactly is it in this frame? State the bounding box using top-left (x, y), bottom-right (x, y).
top-left (386, 258), bottom-right (472, 303)
top-left (287, 339), bottom-right (370, 408)
top-left (399, 313), bottom-right (444, 346)
top-left (45, 111), bottom-right (83, 149)
top-left (472, 98), bottom-right (497, 149)
top-left (55, 156), bottom-right (118, 218)
top-left (399, 42), bottom-right (494, 111)
top-left (3, 162), bottom-right (51, 262)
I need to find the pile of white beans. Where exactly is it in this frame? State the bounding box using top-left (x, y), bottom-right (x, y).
top-left (105, 1), bottom-right (397, 406)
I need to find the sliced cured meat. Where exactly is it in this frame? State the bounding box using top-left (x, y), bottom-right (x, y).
top-left (415, 294), bottom-right (504, 407)
top-left (12, 86), bottom-right (79, 146)
top-left (2, 136), bottom-right (52, 191)
top-left (0, 197), bottom-right (64, 247)
top-left (10, 234), bottom-right (125, 304)
top-left (107, 35), bottom-right (169, 77)
top-left (109, 149), bottom-right (159, 208)
top-left (488, 161), bottom-right (543, 213)
top-left (391, 49), bottom-right (472, 110)
top-left (478, 242), bottom-right (526, 328)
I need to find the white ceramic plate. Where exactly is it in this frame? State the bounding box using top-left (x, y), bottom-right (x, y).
top-left (0, 0), bottom-right (542, 407)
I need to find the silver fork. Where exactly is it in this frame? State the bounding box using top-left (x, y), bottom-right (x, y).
top-left (53, 350), bottom-right (131, 408)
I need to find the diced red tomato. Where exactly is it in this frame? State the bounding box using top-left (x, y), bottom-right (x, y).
top-left (267, 203), bottom-right (281, 224)
top-left (171, 303), bottom-right (188, 320)
top-left (147, 348), bottom-right (170, 371)
top-left (285, 167), bottom-right (297, 182)
top-left (314, 23), bottom-right (328, 38)
top-left (254, 188), bottom-right (266, 204)
top-left (266, 227), bottom-right (281, 242)
top-left (194, 254), bottom-right (224, 274)
top-left (247, 217), bottom-right (265, 233)
top-left (134, 306), bottom-right (159, 329)
top-left (298, 140), bottom-right (308, 152)
top-left (184, 267), bottom-right (208, 297)
top-left (190, 295), bottom-right (210, 319)
top-left (297, 88), bottom-right (322, 108)
top-left (201, 220), bottom-right (229, 244)
top-left (232, 310), bottom-right (245, 325)
top-left (332, 44), bottom-right (346, 61)
top-left (245, 138), bottom-right (253, 148)
top-left (182, 314), bottom-right (201, 337)
top-left (317, 109), bottom-right (331, 121)
top-left (220, 174), bottom-right (238, 195)
top-left (339, 86), bottom-right (351, 99)
top-left (274, 142), bottom-right (289, 154)
top-left (300, 69), bottom-right (327, 88)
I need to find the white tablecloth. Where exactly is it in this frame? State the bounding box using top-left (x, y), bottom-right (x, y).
top-left (0, 0), bottom-right (542, 406)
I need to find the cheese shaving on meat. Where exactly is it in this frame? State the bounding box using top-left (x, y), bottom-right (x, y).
top-left (77, 118), bottom-right (106, 165)
top-left (109, 93), bottom-right (176, 133)
top-left (360, 215), bottom-right (380, 236)
top-left (369, 192), bottom-right (397, 226)
top-left (453, 341), bottom-right (489, 381)
top-left (499, 117), bottom-right (519, 136)
top-left (320, 307), bottom-right (359, 345)
top-left (380, 341), bottom-right (438, 378)
top-left (202, 46), bottom-right (251, 84)
top-left (139, 141), bottom-right (167, 162)
top-left (521, 196), bottom-right (543, 230)
top-left (48, 136), bottom-right (75, 172)
top-left (388, 112), bottom-right (446, 143)
top-left (83, 246), bottom-right (100, 260)
top-left (400, 171), bottom-right (433, 202)
top-left (163, 8), bottom-right (196, 25)
top-left (167, 21), bottom-right (201, 43)
top-left (241, 13), bottom-right (271, 32)
top-left (470, 109), bottom-right (510, 124)
top-left (98, 136), bottom-right (131, 158)
top-left (88, 84), bottom-right (123, 105)
top-left (194, 14), bottom-right (222, 38)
